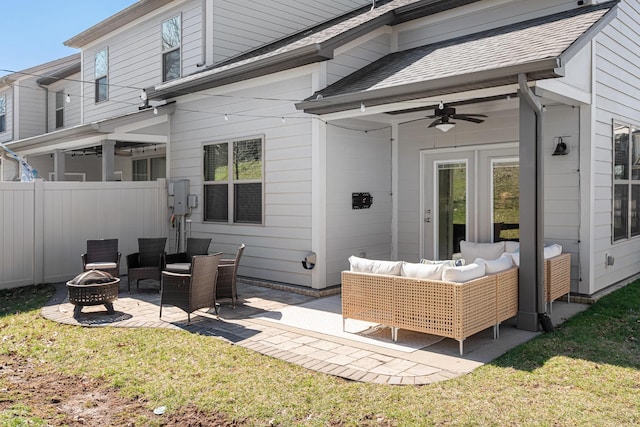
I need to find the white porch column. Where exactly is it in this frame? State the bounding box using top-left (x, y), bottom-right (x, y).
top-left (53, 149), bottom-right (66, 181)
top-left (101, 140), bottom-right (116, 181)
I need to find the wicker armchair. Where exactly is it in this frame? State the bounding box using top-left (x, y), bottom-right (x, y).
top-left (216, 244), bottom-right (245, 308)
top-left (81, 239), bottom-right (121, 278)
top-left (126, 237), bottom-right (167, 291)
top-left (163, 238), bottom-right (212, 273)
top-left (160, 253), bottom-right (222, 322)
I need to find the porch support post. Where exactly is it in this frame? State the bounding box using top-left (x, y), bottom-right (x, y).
top-left (101, 140), bottom-right (116, 181)
top-left (517, 76), bottom-right (545, 332)
top-left (53, 149), bottom-right (65, 181)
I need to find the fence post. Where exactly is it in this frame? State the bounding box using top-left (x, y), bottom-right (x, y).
top-left (33, 179), bottom-right (45, 284)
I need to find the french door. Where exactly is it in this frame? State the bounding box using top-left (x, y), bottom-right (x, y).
top-left (421, 145), bottom-right (519, 260)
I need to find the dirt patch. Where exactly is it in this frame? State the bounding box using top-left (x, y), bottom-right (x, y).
top-left (0, 356), bottom-right (243, 426)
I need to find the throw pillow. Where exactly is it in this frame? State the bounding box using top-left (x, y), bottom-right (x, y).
top-left (474, 254), bottom-right (513, 273)
top-left (401, 262), bottom-right (444, 280)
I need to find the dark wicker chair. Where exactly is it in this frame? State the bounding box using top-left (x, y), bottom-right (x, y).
top-left (81, 239), bottom-right (121, 278)
top-left (160, 252), bottom-right (222, 322)
top-left (216, 244), bottom-right (245, 308)
top-left (126, 237), bottom-right (167, 291)
top-left (162, 238), bottom-right (212, 273)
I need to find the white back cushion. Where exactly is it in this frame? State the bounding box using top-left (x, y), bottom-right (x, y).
top-left (459, 240), bottom-right (505, 264)
top-left (474, 254), bottom-right (513, 273)
top-left (348, 256), bottom-right (403, 275)
top-left (544, 244), bottom-right (562, 259)
top-left (442, 262), bottom-right (486, 283)
top-left (401, 262), bottom-right (445, 279)
top-left (504, 241), bottom-right (520, 253)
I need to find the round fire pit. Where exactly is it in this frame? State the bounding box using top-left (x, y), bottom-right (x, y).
top-left (66, 270), bottom-right (120, 318)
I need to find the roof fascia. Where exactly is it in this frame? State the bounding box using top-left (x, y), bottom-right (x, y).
top-left (558, 1), bottom-right (618, 66)
top-left (64, 0), bottom-right (175, 48)
top-left (296, 58), bottom-right (560, 115)
top-left (36, 63), bottom-right (82, 86)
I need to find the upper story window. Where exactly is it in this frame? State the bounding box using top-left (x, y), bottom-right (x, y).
top-left (0, 96), bottom-right (5, 132)
top-left (162, 15), bottom-right (181, 82)
top-left (55, 90), bottom-right (65, 129)
top-left (94, 48), bottom-right (108, 103)
top-left (613, 122), bottom-right (640, 242)
top-left (204, 137), bottom-right (263, 224)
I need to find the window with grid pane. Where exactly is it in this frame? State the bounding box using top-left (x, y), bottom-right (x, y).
top-left (55, 91), bottom-right (65, 129)
top-left (162, 16), bottom-right (181, 82)
top-left (0, 96), bottom-right (5, 132)
top-left (613, 123), bottom-right (640, 242)
top-left (94, 48), bottom-right (108, 103)
top-left (204, 138), bottom-right (262, 224)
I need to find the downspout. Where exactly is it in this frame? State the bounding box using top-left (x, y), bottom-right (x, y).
top-left (518, 73), bottom-right (553, 332)
top-left (196, 0), bottom-right (206, 67)
top-left (37, 82), bottom-right (49, 133)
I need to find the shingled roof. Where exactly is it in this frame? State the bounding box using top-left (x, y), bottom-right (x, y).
top-left (145, 0), bottom-right (482, 100)
top-left (296, 2), bottom-right (617, 114)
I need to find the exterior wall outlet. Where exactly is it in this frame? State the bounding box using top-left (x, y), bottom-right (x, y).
top-left (605, 253), bottom-right (615, 267)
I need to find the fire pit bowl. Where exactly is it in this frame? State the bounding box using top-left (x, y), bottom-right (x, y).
top-left (66, 270), bottom-right (120, 318)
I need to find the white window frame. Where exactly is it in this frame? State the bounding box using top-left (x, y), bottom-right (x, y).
top-left (55, 90), bottom-right (65, 129)
top-left (161, 14), bottom-right (182, 82)
top-left (94, 48), bottom-right (108, 103)
top-left (612, 121), bottom-right (640, 242)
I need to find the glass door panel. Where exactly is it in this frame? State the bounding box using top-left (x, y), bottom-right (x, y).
top-left (492, 159), bottom-right (519, 241)
top-left (437, 162), bottom-right (467, 259)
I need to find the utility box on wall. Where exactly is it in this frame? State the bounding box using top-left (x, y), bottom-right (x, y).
top-left (352, 192), bottom-right (373, 209)
top-left (168, 179), bottom-right (190, 215)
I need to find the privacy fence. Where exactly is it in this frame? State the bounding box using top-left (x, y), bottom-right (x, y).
top-left (0, 179), bottom-right (169, 290)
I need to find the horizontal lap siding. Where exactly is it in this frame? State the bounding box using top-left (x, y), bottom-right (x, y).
top-left (169, 74), bottom-right (315, 286)
top-left (592, 1), bottom-right (640, 293)
top-left (211, 0), bottom-right (369, 63)
top-left (326, 120), bottom-right (392, 286)
top-left (397, 0), bottom-right (577, 51)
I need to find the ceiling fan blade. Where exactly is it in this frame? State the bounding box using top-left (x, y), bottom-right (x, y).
top-left (428, 119), bottom-right (442, 128)
top-left (453, 113), bottom-right (488, 119)
top-left (455, 116), bottom-right (485, 124)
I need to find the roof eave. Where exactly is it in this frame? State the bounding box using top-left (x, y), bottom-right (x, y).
top-left (146, 44), bottom-right (330, 100)
top-left (558, 2), bottom-right (618, 64)
top-left (36, 63), bottom-right (82, 86)
top-left (295, 58), bottom-right (561, 115)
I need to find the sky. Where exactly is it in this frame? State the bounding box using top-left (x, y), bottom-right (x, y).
top-left (0, 1), bottom-right (139, 77)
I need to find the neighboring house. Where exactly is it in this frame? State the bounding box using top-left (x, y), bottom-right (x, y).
top-left (4, 0), bottom-right (640, 331)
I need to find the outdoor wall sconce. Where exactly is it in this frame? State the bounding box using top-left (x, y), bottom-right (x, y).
top-left (552, 137), bottom-right (569, 156)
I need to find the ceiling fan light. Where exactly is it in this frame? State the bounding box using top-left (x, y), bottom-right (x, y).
top-left (435, 122), bottom-right (455, 132)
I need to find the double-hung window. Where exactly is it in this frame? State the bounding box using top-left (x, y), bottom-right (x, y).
top-left (55, 90), bottom-right (65, 129)
top-left (204, 137), bottom-right (263, 224)
top-left (162, 15), bottom-right (181, 82)
top-left (613, 122), bottom-right (640, 241)
top-left (94, 48), bottom-right (108, 103)
top-left (0, 96), bottom-right (5, 132)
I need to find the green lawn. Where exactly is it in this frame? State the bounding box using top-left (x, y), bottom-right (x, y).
top-left (1, 282), bottom-right (639, 426)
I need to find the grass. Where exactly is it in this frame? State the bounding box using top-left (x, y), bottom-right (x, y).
top-left (1, 282), bottom-right (639, 426)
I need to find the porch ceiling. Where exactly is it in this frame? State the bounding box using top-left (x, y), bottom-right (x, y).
top-left (296, 2), bottom-right (617, 115)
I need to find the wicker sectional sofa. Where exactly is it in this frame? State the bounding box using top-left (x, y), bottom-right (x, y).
top-left (341, 250), bottom-right (571, 355)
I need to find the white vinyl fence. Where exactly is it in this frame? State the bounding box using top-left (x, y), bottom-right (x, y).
top-left (0, 179), bottom-right (169, 290)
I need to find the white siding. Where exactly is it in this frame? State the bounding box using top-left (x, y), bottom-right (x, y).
top-left (325, 120), bottom-right (393, 286)
top-left (167, 73), bottom-right (315, 286)
top-left (46, 75), bottom-right (82, 131)
top-left (396, 0), bottom-right (580, 51)
top-left (590, 0), bottom-right (640, 294)
top-left (328, 33), bottom-right (392, 85)
top-left (211, 0), bottom-right (370, 64)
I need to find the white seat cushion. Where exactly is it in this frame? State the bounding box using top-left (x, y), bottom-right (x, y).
top-left (85, 262), bottom-right (117, 270)
top-left (474, 254), bottom-right (513, 273)
top-left (164, 263), bottom-right (191, 272)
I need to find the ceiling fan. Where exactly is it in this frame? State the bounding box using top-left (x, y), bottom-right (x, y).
top-left (427, 102), bottom-right (487, 132)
